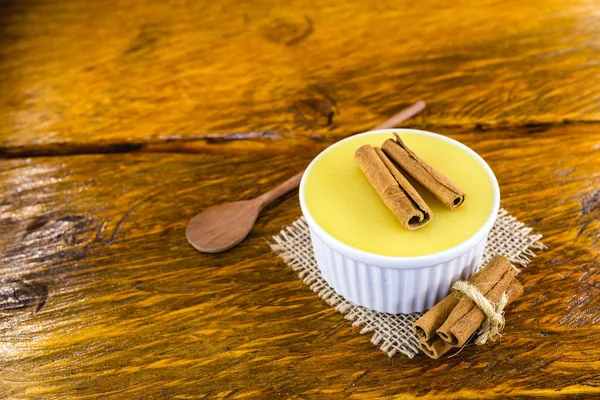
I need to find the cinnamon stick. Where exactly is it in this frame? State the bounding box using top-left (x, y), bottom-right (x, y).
top-left (448, 276), bottom-right (523, 347)
top-left (414, 295), bottom-right (459, 341)
top-left (414, 255), bottom-right (513, 341)
top-left (354, 144), bottom-right (431, 230)
top-left (419, 337), bottom-right (453, 360)
top-left (381, 134), bottom-right (465, 209)
top-left (437, 256), bottom-right (518, 346)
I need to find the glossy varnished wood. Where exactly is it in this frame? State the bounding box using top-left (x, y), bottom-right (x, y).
top-left (1, 0), bottom-right (600, 152)
top-left (2, 0), bottom-right (600, 397)
top-left (0, 126), bottom-right (599, 398)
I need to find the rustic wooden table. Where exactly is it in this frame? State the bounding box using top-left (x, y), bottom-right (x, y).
top-left (1, 0), bottom-right (600, 398)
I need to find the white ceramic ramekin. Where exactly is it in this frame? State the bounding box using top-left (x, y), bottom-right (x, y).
top-left (299, 129), bottom-right (500, 314)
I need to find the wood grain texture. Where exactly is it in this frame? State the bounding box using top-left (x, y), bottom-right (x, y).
top-left (0, 126), bottom-right (599, 398)
top-left (2, 0), bottom-right (600, 397)
top-left (1, 0), bottom-right (600, 151)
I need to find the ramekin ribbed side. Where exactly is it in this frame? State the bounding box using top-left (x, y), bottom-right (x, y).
top-left (308, 226), bottom-right (488, 314)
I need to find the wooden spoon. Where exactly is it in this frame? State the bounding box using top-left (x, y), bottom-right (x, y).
top-left (186, 100), bottom-right (426, 253)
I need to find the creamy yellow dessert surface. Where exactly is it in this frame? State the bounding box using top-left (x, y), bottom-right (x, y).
top-left (303, 131), bottom-right (496, 257)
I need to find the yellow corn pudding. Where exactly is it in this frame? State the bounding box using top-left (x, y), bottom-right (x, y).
top-left (302, 130), bottom-right (497, 257)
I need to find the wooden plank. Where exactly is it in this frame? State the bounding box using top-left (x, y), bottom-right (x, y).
top-left (1, 0), bottom-right (600, 150)
top-left (0, 126), bottom-right (599, 398)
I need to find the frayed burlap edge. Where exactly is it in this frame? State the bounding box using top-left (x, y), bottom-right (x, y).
top-left (270, 208), bottom-right (545, 358)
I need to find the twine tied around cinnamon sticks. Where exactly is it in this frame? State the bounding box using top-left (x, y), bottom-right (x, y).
top-left (451, 280), bottom-right (509, 346)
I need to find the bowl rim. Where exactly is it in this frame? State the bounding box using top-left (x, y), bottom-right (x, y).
top-left (299, 128), bottom-right (500, 269)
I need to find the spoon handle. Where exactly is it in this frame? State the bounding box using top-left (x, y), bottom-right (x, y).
top-left (257, 170), bottom-right (305, 208)
top-left (371, 100), bottom-right (425, 130)
top-left (255, 101), bottom-right (425, 209)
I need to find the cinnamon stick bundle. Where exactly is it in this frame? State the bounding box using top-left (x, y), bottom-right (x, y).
top-left (354, 145), bottom-right (431, 230)
top-left (413, 255), bottom-right (514, 341)
top-left (437, 256), bottom-right (517, 346)
top-left (413, 255), bottom-right (523, 359)
top-left (381, 134), bottom-right (465, 209)
top-left (418, 280), bottom-right (522, 359)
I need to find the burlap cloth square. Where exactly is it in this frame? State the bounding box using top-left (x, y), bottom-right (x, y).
top-left (270, 209), bottom-right (544, 358)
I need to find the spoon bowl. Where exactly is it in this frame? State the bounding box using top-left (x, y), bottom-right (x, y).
top-left (186, 171), bottom-right (304, 253)
top-left (186, 200), bottom-right (261, 253)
